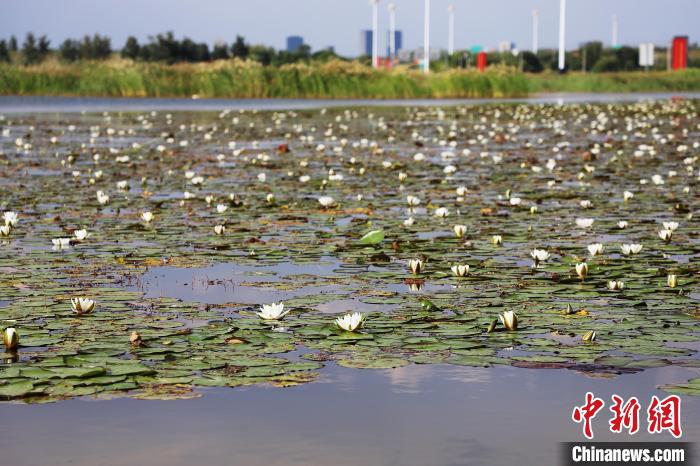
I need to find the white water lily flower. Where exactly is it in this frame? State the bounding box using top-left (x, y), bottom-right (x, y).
top-left (0, 225), bottom-right (10, 236)
top-left (398, 172), bottom-right (407, 182)
top-left (96, 191), bottom-right (110, 205)
top-left (580, 200), bottom-right (593, 209)
top-left (318, 196), bottom-right (335, 208)
top-left (575, 262), bottom-right (589, 280)
top-left (587, 243), bottom-right (604, 256)
top-left (266, 193), bottom-right (275, 203)
top-left (658, 229), bottom-right (672, 242)
top-left (620, 243), bottom-right (642, 255)
top-left (607, 280), bottom-right (625, 291)
top-left (403, 217), bottom-right (415, 227)
top-left (509, 197), bottom-right (522, 206)
top-left (406, 195), bottom-right (421, 207)
top-left (335, 312), bottom-right (365, 332)
top-left (575, 218), bottom-right (594, 228)
top-left (71, 298), bottom-right (96, 314)
top-left (434, 207), bottom-right (449, 218)
top-left (52, 238), bottom-right (71, 248)
top-left (216, 204), bottom-right (228, 214)
top-left (141, 212), bottom-right (154, 223)
top-left (451, 264), bottom-right (470, 277)
top-left (3, 211), bottom-right (18, 227)
top-left (73, 229), bottom-right (89, 241)
top-left (257, 173), bottom-right (267, 182)
top-left (663, 221), bottom-right (679, 231)
top-left (499, 311), bottom-right (518, 331)
top-left (117, 180), bottom-right (129, 190)
top-left (453, 224), bottom-right (467, 238)
top-left (667, 274), bottom-right (678, 288)
top-left (408, 258), bottom-right (424, 274)
top-left (618, 220), bottom-right (628, 229)
top-left (530, 249), bottom-right (550, 263)
top-left (214, 225), bottom-right (226, 235)
top-left (623, 191), bottom-right (634, 202)
top-left (256, 302), bottom-right (290, 320)
top-left (491, 235), bottom-right (503, 246)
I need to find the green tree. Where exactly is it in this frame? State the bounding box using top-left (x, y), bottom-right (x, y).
top-left (22, 33), bottom-right (40, 64)
top-left (0, 40), bottom-right (10, 62)
top-left (9, 35), bottom-right (18, 52)
top-left (212, 42), bottom-right (230, 60)
top-left (521, 51), bottom-right (543, 73)
top-left (59, 39), bottom-right (81, 61)
top-left (122, 36), bottom-right (140, 59)
top-left (231, 36), bottom-right (249, 59)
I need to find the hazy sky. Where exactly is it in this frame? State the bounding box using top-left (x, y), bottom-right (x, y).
top-left (1, 0), bottom-right (697, 56)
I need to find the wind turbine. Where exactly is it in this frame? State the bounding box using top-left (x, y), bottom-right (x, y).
top-left (611, 14), bottom-right (618, 47)
top-left (558, 0), bottom-right (566, 71)
top-left (388, 2), bottom-right (396, 61)
top-left (532, 9), bottom-right (539, 54)
top-left (447, 4), bottom-right (455, 56)
top-left (423, 0), bottom-right (431, 73)
top-left (371, 0), bottom-right (380, 68)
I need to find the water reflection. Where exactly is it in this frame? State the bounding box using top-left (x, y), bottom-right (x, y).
top-left (2, 364), bottom-right (697, 466)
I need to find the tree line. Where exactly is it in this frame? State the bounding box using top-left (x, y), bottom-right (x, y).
top-left (0, 32), bottom-right (339, 66)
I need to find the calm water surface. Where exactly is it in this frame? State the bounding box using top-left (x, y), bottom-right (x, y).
top-left (1, 364), bottom-right (697, 466)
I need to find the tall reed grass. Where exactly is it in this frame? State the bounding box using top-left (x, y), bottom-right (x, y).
top-left (0, 59), bottom-right (697, 99)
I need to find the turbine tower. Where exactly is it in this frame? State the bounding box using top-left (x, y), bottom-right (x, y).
top-left (532, 9), bottom-right (539, 54)
top-left (447, 4), bottom-right (455, 56)
top-left (371, 0), bottom-right (380, 69)
top-left (388, 2), bottom-right (396, 61)
top-left (558, 0), bottom-right (566, 71)
top-left (423, 0), bottom-right (431, 73)
top-left (611, 14), bottom-right (618, 47)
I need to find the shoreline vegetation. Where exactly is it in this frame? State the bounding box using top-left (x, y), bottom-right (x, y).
top-left (1, 60), bottom-right (699, 99)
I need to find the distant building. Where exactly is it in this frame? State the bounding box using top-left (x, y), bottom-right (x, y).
top-left (287, 36), bottom-right (304, 53)
top-left (360, 30), bottom-right (373, 56)
top-left (386, 30), bottom-right (403, 57)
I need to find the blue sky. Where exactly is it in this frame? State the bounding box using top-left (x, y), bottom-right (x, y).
top-left (1, 0), bottom-right (697, 56)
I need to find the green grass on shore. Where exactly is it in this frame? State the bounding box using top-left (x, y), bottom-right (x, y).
top-left (0, 59), bottom-right (698, 99)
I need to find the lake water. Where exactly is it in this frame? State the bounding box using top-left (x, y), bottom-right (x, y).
top-left (1, 94), bottom-right (698, 466)
top-left (2, 363), bottom-right (698, 466)
top-left (1, 92), bottom-right (700, 113)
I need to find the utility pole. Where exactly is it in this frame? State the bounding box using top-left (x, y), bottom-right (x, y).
top-left (388, 3), bottom-right (396, 61)
top-left (558, 0), bottom-right (566, 71)
top-left (423, 0), bottom-right (431, 73)
top-left (532, 9), bottom-right (539, 54)
top-left (448, 4), bottom-right (455, 56)
top-left (371, 0), bottom-right (380, 69)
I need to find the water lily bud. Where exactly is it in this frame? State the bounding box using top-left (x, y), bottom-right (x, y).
top-left (575, 262), bottom-right (588, 280)
top-left (530, 206), bottom-right (538, 215)
top-left (3, 327), bottom-right (19, 350)
top-left (565, 304), bottom-right (575, 315)
top-left (499, 311), bottom-right (518, 331)
top-left (130, 331), bottom-right (142, 346)
top-left (453, 224), bottom-right (467, 238)
top-left (491, 235), bottom-right (503, 246)
top-left (667, 274), bottom-right (678, 288)
top-left (582, 330), bottom-right (596, 342)
top-left (266, 193), bottom-right (275, 203)
top-left (408, 258), bottom-right (424, 275)
top-left (486, 319), bottom-right (498, 333)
